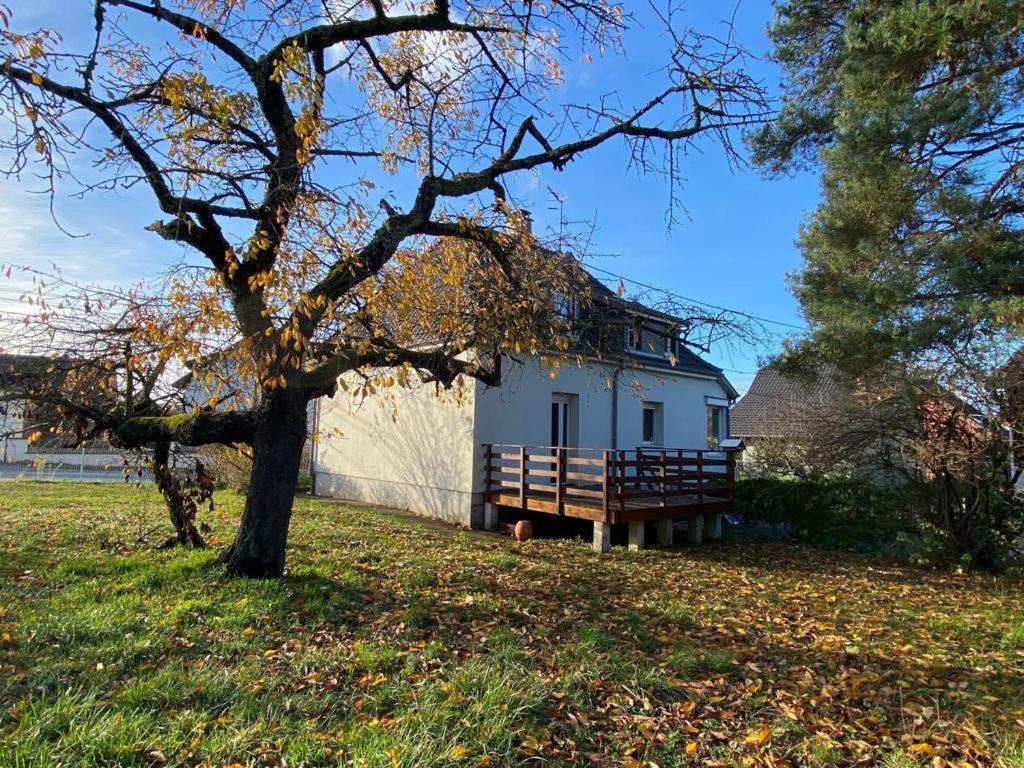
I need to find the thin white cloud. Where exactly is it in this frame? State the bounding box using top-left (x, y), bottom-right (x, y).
top-left (0, 183), bottom-right (182, 290)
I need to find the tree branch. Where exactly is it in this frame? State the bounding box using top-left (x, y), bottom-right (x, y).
top-left (302, 340), bottom-right (499, 396)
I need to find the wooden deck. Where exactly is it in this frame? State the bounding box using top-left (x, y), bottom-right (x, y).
top-left (483, 445), bottom-right (735, 525)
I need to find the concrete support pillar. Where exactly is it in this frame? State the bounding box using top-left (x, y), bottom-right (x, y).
top-left (593, 521), bottom-right (611, 554)
top-left (704, 512), bottom-right (722, 540)
top-left (687, 514), bottom-right (703, 545)
top-left (656, 518), bottom-right (674, 547)
top-left (628, 520), bottom-right (645, 552)
top-left (483, 503), bottom-right (499, 532)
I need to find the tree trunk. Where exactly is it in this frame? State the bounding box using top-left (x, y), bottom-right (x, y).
top-left (221, 387), bottom-right (309, 577)
top-left (152, 441), bottom-right (207, 549)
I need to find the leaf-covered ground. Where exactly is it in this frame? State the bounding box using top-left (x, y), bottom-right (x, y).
top-left (0, 483), bottom-right (1022, 768)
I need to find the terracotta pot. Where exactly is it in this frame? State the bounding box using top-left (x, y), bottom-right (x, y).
top-left (513, 520), bottom-right (533, 543)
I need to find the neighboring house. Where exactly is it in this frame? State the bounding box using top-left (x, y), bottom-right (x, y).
top-left (730, 362), bottom-right (894, 480)
top-left (312, 272), bottom-right (738, 534)
top-left (172, 349), bottom-right (255, 411)
top-left (729, 362), bottom-right (899, 479)
top-left (0, 353), bottom-right (120, 468)
top-left (731, 361), bottom-right (998, 485)
top-left (730, 363), bottom-right (842, 449)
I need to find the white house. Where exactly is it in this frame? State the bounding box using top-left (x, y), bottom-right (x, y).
top-left (311, 274), bottom-right (737, 540)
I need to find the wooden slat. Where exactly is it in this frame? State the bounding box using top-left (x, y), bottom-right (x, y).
top-left (524, 457), bottom-right (557, 467)
top-left (485, 451), bottom-right (524, 461)
top-left (493, 480), bottom-right (563, 493)
top-left (524, 467), bottom-right (558, 478)
top-left (565, 456), bottom-right (607, 467)
top-left (562, 486), bottom-right (605, 500)
top-left (563, 470), bottom-right (603, 482)
top-left (487, 491), bottom-right (607, 522)
top-left (615, 457), bottom-right (729, 468)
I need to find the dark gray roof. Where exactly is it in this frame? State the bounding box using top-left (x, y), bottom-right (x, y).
top-left (730, 364), bottom-right (840, 438)
top-left (622, 344), bottom-right (731, 380)
top-left (583, 272), bottom-right (736, 395)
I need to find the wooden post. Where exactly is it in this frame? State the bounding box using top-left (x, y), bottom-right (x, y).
top-left (483, 444), bottom-right (492, 498)
top-left (619, 450), bottom-right (627, 516)
top-left (659, 449), bottom-right (667, 507)
top-left (726, 449), bottom-right (737, 508)
top-left (555, 447), bottom-right (564, 516)
top-left (601, 450), bottom-right (611, 524)
top-left (678, 448), bottom-right (683, 498)
top-left (519, 445), bottom-right (527, 510)
top-left (696, 450), bottom-right (704, 504)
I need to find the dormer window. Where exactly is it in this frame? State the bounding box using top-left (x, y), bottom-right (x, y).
top-left (625, 320), bottom-right (677, 359)
top-left (625, 325), bottom-right (643, 352)
top-left (554, 293), bottom-right (578, 320)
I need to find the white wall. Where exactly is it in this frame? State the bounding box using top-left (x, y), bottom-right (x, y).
top-left (473, 358), bottom-right (617, 451)
top-left (0, 398), bottom-right (25, 462)
top-left (311, 375), bottom-right (479, 526)
top-left (615, 367), bottom-right (728, 450)
top-left (471, 357), bottom-right (732, 494)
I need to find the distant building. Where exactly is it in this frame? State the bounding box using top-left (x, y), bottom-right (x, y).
top-left (730, 363), bottom-right (842, 446)
top-left (0, 353), bottom-right (120, 468)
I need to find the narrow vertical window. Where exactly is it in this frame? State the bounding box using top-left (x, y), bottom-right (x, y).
top-left (706, 405), bottom-right (728, 448)
top-left (642, 402), bottom-right (663, 445)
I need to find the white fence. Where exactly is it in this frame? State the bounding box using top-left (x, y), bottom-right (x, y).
top-left (0, 447), bottom-right (154, 482)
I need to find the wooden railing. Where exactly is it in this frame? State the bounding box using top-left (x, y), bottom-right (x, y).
top-left (483, 444), bottom-right (736, 522)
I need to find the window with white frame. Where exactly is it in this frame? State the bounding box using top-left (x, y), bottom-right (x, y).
top-left (554, 293), bottom-right (577, 320)
top-left (625, 324), bottom-right (642, 352)
top-left (642, 402), bottom-right (664, 445)
top-left (706, 404), bottom-right (728, 448)
top-left (625, 320), bottom-right (678, 359)
top-left (663, 332), bottom-right (676, 358)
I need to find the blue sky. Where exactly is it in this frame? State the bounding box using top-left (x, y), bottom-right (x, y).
top-left (0, 0), bottom-right (819, 396)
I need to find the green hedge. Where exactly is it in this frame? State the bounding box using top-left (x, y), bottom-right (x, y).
top-left (734, 477), bottom-right (908, 551)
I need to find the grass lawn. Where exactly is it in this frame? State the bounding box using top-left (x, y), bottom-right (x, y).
top-left (1, 483), bottom-right (1022, 768)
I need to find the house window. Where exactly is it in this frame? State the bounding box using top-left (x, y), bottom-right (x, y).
top-left (625, 320), bottom-right (677, 359)
top-left (642, 402), bottom-right (663, 445)
top-left (554, 293), bottom-right (577, 320)
top-left (625, 325), bottom-right (642, 352)
top-left (551, 393), bottom-right (578, 448)
top-left (707, 405), bottom-right (728, 448)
